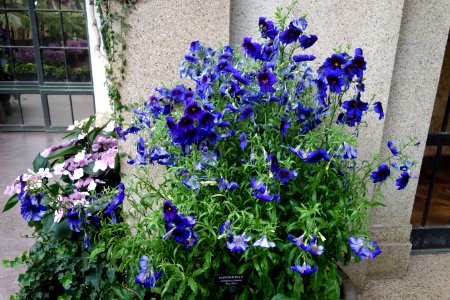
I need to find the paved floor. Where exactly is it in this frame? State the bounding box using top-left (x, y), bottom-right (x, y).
top-left (0, 132), bottom-right (449, 299)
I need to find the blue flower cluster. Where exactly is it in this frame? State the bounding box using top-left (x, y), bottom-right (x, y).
top-left (162, 201), bottom-right (198, 248)
top-left (18, 176), bottom-right (46, 223)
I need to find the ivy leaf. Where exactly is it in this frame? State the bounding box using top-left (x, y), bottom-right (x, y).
top-left (86, 268), bottom-right (102, 291)
top-left (3, 194), bottom-right (19, 212)
top-left (60, 273), bottom-right (73, 290)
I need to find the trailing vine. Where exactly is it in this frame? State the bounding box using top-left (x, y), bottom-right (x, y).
top-left (93, 0), bottom-right (138, 124)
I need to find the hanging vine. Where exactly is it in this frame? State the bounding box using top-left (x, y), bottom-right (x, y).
top-left (90, 0), bottom-right (138, 123)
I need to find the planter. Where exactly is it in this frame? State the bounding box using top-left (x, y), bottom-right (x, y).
top-left (340, 269), bottom-right (357, 300)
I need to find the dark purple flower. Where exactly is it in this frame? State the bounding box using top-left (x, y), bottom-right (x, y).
top-left (67, 208), bottom-right (82, 232)
top-left (298, 34), bottom-right (318, 49)
top-left (305, 149), bottom-right (330, 163)
top-left (326, 70), bottom-right (346, 94)
top-left (239, 133), bottom-right (248, 150)
top-left (242, 37), bottom-right (261, 59)
top-left (259, 17), bottom-right (279, 39)
top-left (293, 54), bottom-right (316, 62)
top-left (280, 116), bottom-right (290, 137)
top-left (218, 178), bottom-right (238, 191)
top-left (279, 18), bottom-right (305, 44)
top-left (268, 154), bottom-right (280, 174)
top-left (198, 111), bottom-right (215, 130)
top-left (240, 105), bottom-right (254, 120)
top-left (351, 48), bottom-right (366, 78)
top-left (163, 200), bottom-right (178, 221)
top-left (323, 53), bottom-right (346, 73)
top-left (387, 141), bottom-right (399, 156)
top-left (250, 178), bottom-right (266, 193)
top-left (20, 192), bottom-right (46, 222)
top-left (135, 256), bottom-right (162, 288)
top-left (299, 236), bottom-right (324, 255)
top-left (275, 168), bottom-right (297, 185)
top-left (257, 69), bottom-right (277, 93)
top-left (291, 263), bottom-right (318, 275)
top-left (370, 164), bottom-right (391, 183)
top-left (395, 172), bottom-right (411, 190)
top-left (374, 102), bottom-right (384, 120)
top-left (342, 99), bottom-right (369, 122)
top-left (169, 85), bottom-right (186, 102)
top-left (218, 220), bottom-right (231, 236)
top-left (184, 101), bottom-right (203, 120)
top-left (104, 183), bottom-right (125, 214)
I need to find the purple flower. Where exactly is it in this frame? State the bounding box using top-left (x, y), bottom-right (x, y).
top-left (250, 178), bottom-right (266, 193)
top-left (218, 178), bottom-right (238, 191)
top-left (67, 208), bottom-right (82, 232)
top-left (395, 171), bottom-right (411, 190)
top-left (323, 53), bottom-right (346, 73)
top-left (293, 54), bottom-right (316, 62)
top-left (387, 141), bottom-right (399, 156)
top-left (300, 236), bottom-right (324, 255)
top-left (184, 101), bottom-right (203, 120)
top-left (253, 235), bottom-right (276, 248)
top-left (20, 192), bottom-right (46, 222)
top-left (288, 234), bottom-right (304, 247)
top-left (351, 48), bottom-right (366, 78)
top-left (289, 146), bottom-right (306, 159)
top-left (279, 18), bottom-right (305, 44)
top-left (104, 183), bottom-right (125, 214)
top-left (268, 154), bottom-right (280, 174)
top-left (255, 189), bottom-right (280, 202)
top-left (240, 105), bottom-right (254, 120)
top-left (183, 175), bottom-right (200, 191)
top-left (135, 256), bottom-right (162, 288)
top-left (342, 99), bottom-right (369, 123)
top-left (257, 69), bottom-right (277, 93)
top-left (259, 17), bottom-right (278, 40)
top-left (227, 233), bottom-right (251, 252)
top-left (275, 168), bottom-right (297, 185)
top-left (370, 164), bottom-right (391, 183)
top-left (348, 236), bottom-right (381, 260)
top-left (326, 70), bottom-right (346, 94)
top-left (298, 34), bottom-right (318, 49)
top-left (291, 262), bottom-right (318, 275)
top-left (218, 220), bottom-right (231, 236)
top-left (163, 200), bottom-right (178, 221)
top-left (280, 116), bottom-right (290, 137)
top-left (305, 149), bottom-right (330, 163)
top-left (342, 142), bottom-right (357, 159)
top-left (242, 37), bottom-right (261, 59)
top-left (374, 102), bottom-right (384, 120)
top-left (239, 133), bottom-right (248, 150)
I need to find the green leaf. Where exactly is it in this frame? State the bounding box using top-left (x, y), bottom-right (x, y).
top-left (86, 268), bottom-right (102, 291)
top-left (60, 273), bottom-right (73, 289)
top-left (46, 145), bottom-right (84, 160)
top-left (3, 194), bottom-right (19, 212)
top-left (32, 154), bottom-right (50, 172)
top-left (89, 243), bottom-right (106, 260)
top-left (271, 293), bottom-right (297, 300)
top-left (187, 277), bottom-right (198, 295)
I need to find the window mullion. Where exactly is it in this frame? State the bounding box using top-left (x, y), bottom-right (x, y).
top-left (27, 0), bottom-right (44, 84)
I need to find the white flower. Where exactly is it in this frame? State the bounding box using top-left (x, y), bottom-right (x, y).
top-left (74, 151), bottom-right (86, 163)
top-left (37, 167), bottom-right (53, 179)
top-left (87, 180), bottom-right (97, 191)
top-left (53, 163), bottom-right (67, 175)
top-left (253, 235), bottom-right (276, 248)
top-left (71, 168), bottom-right (84, 180)
top-left (93, 160), bottom-right (107, 173)
top-left (54, 209), bottom-right (64, 223)
top-left (104, 122), bottom-right (115, 132)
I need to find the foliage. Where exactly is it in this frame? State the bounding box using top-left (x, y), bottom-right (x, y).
top-left (110, 4), bottom-right (418, 300)
top-left (3, 116), bottom-right (127, 299)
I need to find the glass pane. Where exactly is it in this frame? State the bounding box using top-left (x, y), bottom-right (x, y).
top-left (34, 0), bottom-right (59, 10)
top-left (0, 93), bottom-right (21, 125)
top-left (7, 11), bottom-right (32, 45)
top-left (42, 48), bottom-right (66, 81)
top-left (0, 47), bottom-right (14, 80)
top-left (21, 94), bottom-right (44, 126)
top-left (60, 0), bottom-right (84, 11)
top-left (0, 1), bottom-right (4, 8)
top-left (62, 12), bottom-right (86, 45)
top-left (0, 13), bottom-right (9, 45)
top-left (66, 48), bottom-right (90, 82)
top-left (48, 94), bottom-right (72, 126)
top-left (12, 47), bottom-right (37, 81)
top-left (37, 12), bottom-right (63, 46)
top-left (4, 0), bottom-right (28, 8)
top-left (71, 94), bottom-right (94, 121)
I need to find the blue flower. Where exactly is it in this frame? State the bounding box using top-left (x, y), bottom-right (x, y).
top-left (19, 192), bottom-right (46, 222)
top-left (348, 236), bottom-right (382, 260)
top-left (67, 208), bottom-right (82, 232)
top-left (291, 262), bottom-right (318, 275)
top-left (198, 111), bottom-right (215, 130)
top-left (194, 151), bottom-right (218, 170)
top-left (392, 161), bottom-right (413, 171)
top-left (326, 70), bottom-right (346, 94)
top-left (342, 142), bottom-right (357, 159)
top-left (163, 200), bottom-right (177, 221)
top-left (184, 101), bottom-right (203, 120)
top-left (351, 48), bottom-right (366, 78)
top-left (218, 178), bottom-right (238, 191)
top-left (135, 256), bottom-right (162, 288)
top-left (323, 53), bottom-right (346, 73)
top-left (218, 220), bottom-right (231, 237)
top-left (268, 153), bottom-right (280, 174)
top-left (342, 98), bottom-right (368, 123)
top-left (288, 234), bottom-right (304, 247)
top-left (240, 105), bottom-right (254, 120)
top-left (259, 17), bottom-right (278, 40)
top-left (279, 18), bottom-right (305, 44)
top-left (242, 37), bottom-right (261, 59)
top-left (374, 102), bottom-right (384, 120)
top-left (298, 34), bottom-right (318, 49)
top-left (227, 233), bottom-right (251, 252)
top-left (280, 116), bottom-right (291, 137)
top-left (183, 175), bottom-right (200, 191)
top-left (250, 178), bottom-right (266, 193)
top-left (293, 54), bottom-right (316, 62)
top-left (257, 69), bottom-right (277, 93)
top-left (300, 236), bottom-right (324, 255)
top-left (387, 141), bottom-right (399, 156)
top-left (275, 168), bottom-right (297, 185)
top-left (239, 133), bottom-right (248, 150)
top-left (169, 85), bottom-right (186, 102)
top-left (395, 171), bottom-right (411, 190)
top-left (253, 235), bottom-right (276, 248)
top-left (370, 164), bottom-right (391, 183)
top-left (250, 178), bottom-right (279, 202)
top-left (104, 183), bottom-right (125, 214)
top-left (305, 149), bottom-right (330, 163)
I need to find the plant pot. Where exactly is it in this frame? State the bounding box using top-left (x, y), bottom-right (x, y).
top-left (340, 268), bottom-right (357, 300)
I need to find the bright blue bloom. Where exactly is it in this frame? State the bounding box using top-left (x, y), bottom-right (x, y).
top-left (395, 171), bottom-right (411, 190)
top-left (387, 141), bottom-right (399, 156)
top-left (280, 116), bottom-right (290, 137)
top-left (288, 234), bottom-right (304, 247)
top-left (279, 18), bottom-right (306, 44)
top-left (239, 133), bottom-right (248, 150)
top-left (342, 142), bottom-right (357, 159)
top-left (289, 146), bottom-right (306, 160)
top-left (227, 233), bottom-right (251, 252)
top-left (250, 178), bottom-right (279, 202)
top-left (218, 178), bottom-right (238, 191)
top-left (300, 236), bottom-right (324, 255)
top-left (163, 200), bottom-right (177, 221)
top-left (257, 68), bottom-right (277, 93)
top-left (240, 105), bottom-right (254, 120)
top-left (215, 59), bottom-right (233, 73)
top-left (374, 102), bottom-right (384, 120)
top-left (184, 101), bottom-right (203, 120)
top-left (275, 168), bottom-right (297, 185)
top-left (104, 183), bottom-right (125, 214)
top-left (169, 85), bottom-right (186, 102)
top-left (232, 69), bottom-right (252, 85)
top-left (259, 17), bottom-right (278, 40)
top-left (298, 34), bottom-right (318, 49)
top-left (135, 256), bottom-right (162, 288)
top-left (342, 98), bottom-right (369, 122)
top-left (194, 151), bottom-right (217, 170)
top-left (370, 164), bottom-right (390, 183)
top-left (150, 147), bottom-right (174, 165)
top-left (291, 263), bottom-right (318, 275)
top-left (242, 37), bottom-right (261, 59)
top-left (392, 161), bottom-right (413, 171)
top-left (218, 220), bottom-right (231, 236)
top-left (326, 70), bottom-right (346, 94)
top-left (253, 235), bottom-right (276, 248)
top-left (182, 175), bottom-right (200, 191)
top-left (67, 208), bottom-right (82, 232)
top-left (83, 232), bottom-right (90, 249)
top-left (198, 111), bottom-right (215, 130)
top-left (351, 48), bottom-right (366, 78)
top-left (348, 236), bottom-right (382, 260)
top-left (323, 53), bottom-right (346, 73)
top-left (305, 149), bottom-right (330, 163)
top-left (293, 54), bottom-right (316, 62)
top-left (250, 178), bottom-right (266, 193)
top-left (19, 191), bottom-right (46, 222)
top-left (164, 213), bottom-right (196, 246)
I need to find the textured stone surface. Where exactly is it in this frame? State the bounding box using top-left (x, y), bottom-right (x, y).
top-left (360, 253), bottom-right (450, 299)
top-left (230, 0), bottom-right (281, 47)
top-left (366, 243), bottom-right (412, 279)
